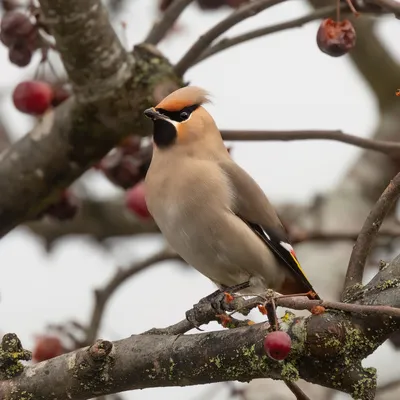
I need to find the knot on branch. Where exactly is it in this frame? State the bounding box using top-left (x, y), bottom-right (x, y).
top-left (75, 339), bottom-right (114, 381)
top-left (0, 333), bottom-right (31, 379)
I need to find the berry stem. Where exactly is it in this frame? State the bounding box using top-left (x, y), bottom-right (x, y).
top-left (336, 0), bottom-right (341, 22)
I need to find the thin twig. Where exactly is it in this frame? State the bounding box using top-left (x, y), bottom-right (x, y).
top-left (285, 381), bottom-right (312, 400)
top-left (220, 129), bottom-right (400, 157)
top-left (343, 172), bottom-right (400, 298)
top-left (174, 0), bottom-right (287, 76)
top-left (196, 5), bottom-right (339, 66)
top-left (85, 248), bottom-right (182, 345)
top-left (290, 227), bottom-right (400, 244)
top-left (275, 297), bottom-right (400, 319)
top-left (145, 0), bottom-right (194, 45)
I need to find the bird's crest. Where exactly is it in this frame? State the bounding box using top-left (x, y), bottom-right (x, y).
top-left (156, 86), bottom-right (212, 112)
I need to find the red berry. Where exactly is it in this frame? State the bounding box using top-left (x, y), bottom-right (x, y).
top-left (32, 335), bottom-right (63, 362)
top-left (263, 331), bottom-right (292, 361)
top-left (316, 18), bottom-right (356, 57)
top-left (12, 80), bottom-right (53, 115)
top-left (125, 181), bottom-right (152, 220)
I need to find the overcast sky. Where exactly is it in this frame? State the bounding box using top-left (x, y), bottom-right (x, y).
top-left (0, 1), bottom-right (399, 399)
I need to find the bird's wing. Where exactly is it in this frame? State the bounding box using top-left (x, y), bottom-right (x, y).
top-left (220, 160), bottom-right (320, 299)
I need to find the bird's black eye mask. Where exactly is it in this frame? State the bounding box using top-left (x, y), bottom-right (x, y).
top-left (155, 104), bottom-right (199, 123)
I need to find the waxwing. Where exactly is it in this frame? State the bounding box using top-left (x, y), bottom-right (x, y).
top-left (143, 86), bottom-right (320, 300)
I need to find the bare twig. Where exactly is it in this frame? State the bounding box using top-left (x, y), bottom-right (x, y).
top-left (195, 5), bottom-right (337, 66)
top-left (85, 247), bottom-right (182, 345)
top-left (194, 4), bottom-right (389, 66)
top-left (285, 381), bottom-right (312, 400)
top-left (343, 172), bottom-right (400, 298)
top-left (275, 297), bottom-right (400, 318)
top-left (174, 0), bottom-right (287, 76)
top-left (145, 0), bottom-right (194, 45)
top-left (289, 227), bottom-right (400, 244)
top-left (220, 129), bottom-right (400, 158)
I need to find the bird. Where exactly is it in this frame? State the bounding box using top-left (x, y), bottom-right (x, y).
top-left (143, 86), bottom-right (320, 301)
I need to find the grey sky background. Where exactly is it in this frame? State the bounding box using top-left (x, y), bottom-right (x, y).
top-left (0, 1), bottom-right (399, 399)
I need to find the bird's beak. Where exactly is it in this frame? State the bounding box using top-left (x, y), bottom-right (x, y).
top-left (144, 107), bottom-right (164, 121)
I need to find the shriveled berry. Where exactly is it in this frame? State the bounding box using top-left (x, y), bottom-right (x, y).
top-left (264, 331), bottom-right (292, 361)
top-left (317, 18), bottom-right (356, 57)
top-left (100, 150), bottom-right (142, 189)
top-left (32, 335), bottom-right (63, 362)
top-left (1, 11), bottom-right (34, 39)
top-left (125, 180), bottom-right (152, 220)
top-left (8, 42), bottom-right (31, 66)
top-left (13, 80), bottom-right (53, 114)
top-left (44, 190), bottom-right (79, 221)
top-left (119, 135), bottom-right (141, 156)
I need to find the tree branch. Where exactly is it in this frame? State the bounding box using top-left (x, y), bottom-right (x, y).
top-left (343, 172), bottom-right (400, 299)
top-left (144, 0), bottom-right (195, 45)
top-left (25, 196), bottom-right (159, 250)
top-left (4, 252), bottom-right (400, 399)
top-left (174, 0), bottom-right (287, 76)
top-left (85, 247), bottom-right (182, 345)
top-left (285, 381), bottom-right (311, 400)
top-left (0, 0), bottom-right (182, 239)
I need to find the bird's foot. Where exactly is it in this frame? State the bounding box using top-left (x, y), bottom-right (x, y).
top-left (185, 281), bottom-right (250, 330)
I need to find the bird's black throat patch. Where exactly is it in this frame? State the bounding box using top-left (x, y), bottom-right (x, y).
top-left (152, 119), bottom-right (177, 148)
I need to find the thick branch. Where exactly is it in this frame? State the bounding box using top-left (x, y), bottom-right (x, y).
top-left (0, 9), bottom-right (182, 238)
top-left (39, 0), bottom-right (128, 97)
top-left (3, 255), bottom-right (400, 399)
top-left (174, 0), bottom-right (287, 76)
top-left (343, 172), bottom-right (400, 298)
top-left (145, 0), bottom-right (195, 45)
top-left (25, 196), bottom-right (159, 249)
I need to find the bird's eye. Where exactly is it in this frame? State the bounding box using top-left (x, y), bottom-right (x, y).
top-left (180, 111), bottom-right (189, 121)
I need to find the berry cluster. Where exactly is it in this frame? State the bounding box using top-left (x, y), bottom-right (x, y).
top-left (0, 0), bottom-right (44, 67)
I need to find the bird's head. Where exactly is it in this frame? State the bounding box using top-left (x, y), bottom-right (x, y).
top-left (144, 86), bottom-right (217, 149)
